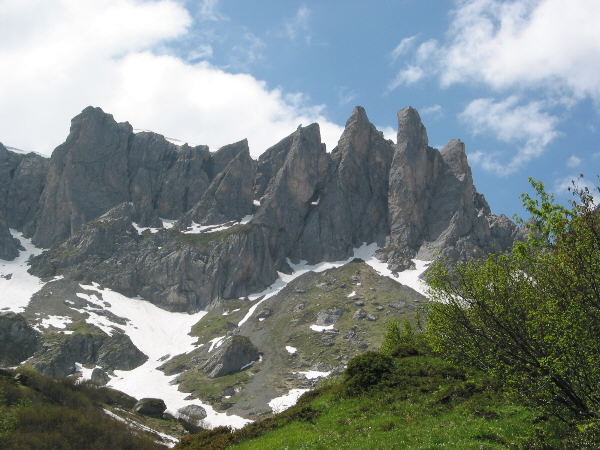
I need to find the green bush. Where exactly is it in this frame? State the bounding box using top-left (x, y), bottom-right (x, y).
top-left (343, 351), bottom-right (394, 396)
top-left (380, 320), bottom-right (428, 357)
top-left (426, 178), bottom-right (600, 422)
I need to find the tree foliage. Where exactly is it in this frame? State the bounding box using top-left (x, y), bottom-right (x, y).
top-left (426, 177), bottom-right (600, 422)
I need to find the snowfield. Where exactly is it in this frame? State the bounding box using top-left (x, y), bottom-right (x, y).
top-left (0, 230), bottom-right (45, 313)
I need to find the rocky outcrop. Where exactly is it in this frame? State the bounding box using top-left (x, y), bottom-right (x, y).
top-left (0, 313), bottom-right (41, 366)
top-left (21, 104), bottom-right (520, 312)
top-left (183, 140), bottom-right (255, 226)
top-left (253, 124), bottom-right (329, 265)
top-left (30, 203), bottom-right (277, 311)
top-left (177, 405), bottom-right (207, 433)
top-left (292, 107), bottom-right (395, 263)
top-left (0, 220), bottom-right (21, 260)
top-left (133, 398), bottom-right (167, 418)
top-left (202, 335), bottom-right (260, 378)
top-left (383, 107), bottom-right (519, 270)
top-left (30, 329), bottom-right (147, 378)
top-left (0, 143), bottom-right (49, 240)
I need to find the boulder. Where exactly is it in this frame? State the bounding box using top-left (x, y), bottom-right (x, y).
top-left (315, 307), bottom-right (343, 326)
top-left (90, 368), bottom-right (110, 386)
top-left (177, 404), bottom-right (207, 433)
top-left (203, 335), bottom-right (260, 378)
top-left (0, 313), bottom-right (41, 366)
top-left (133, 398), bottom-right (167, 418)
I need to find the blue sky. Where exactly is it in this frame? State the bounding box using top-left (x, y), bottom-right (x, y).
top-left (1, 0), bottom-right (599, 218)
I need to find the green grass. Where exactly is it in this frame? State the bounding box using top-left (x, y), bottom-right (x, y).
top-left (177, 354), bottom-right (566, 450)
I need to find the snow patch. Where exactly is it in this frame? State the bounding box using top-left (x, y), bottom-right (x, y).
top-left (268, 389), bottom-right (310, 414)
top-left (353, 243), bottom-right (430, 296)
top-left (310, 324), bottom-right (334, 332)
top-left (0, 230), bottom-right (45, 313)
top-left (103, 408), bottom-right (178, 448)
top-left (73, 283), bottom-right (250, 429)
top-left (34, 315), bottom-right (72, 331)
top-left (182, 215), bottom-right (253, 234)
top-left (132, 223), bottom-right (161, 234)
top-left (347, 290), bottom-right (356, 298)
top-left (161, 218), bottom-right (176, 229)
top-left (295, 371), bottom-right (331, 380)
top-left (285, 346), bottom-right (297, 354)
top-left (208, 336), bottom-right (225, 353)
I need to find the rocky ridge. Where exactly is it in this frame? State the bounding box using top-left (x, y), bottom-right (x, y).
top-left (0, 105), bottom-right (519, 312)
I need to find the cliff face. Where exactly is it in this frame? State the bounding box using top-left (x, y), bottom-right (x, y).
top-left (0, 105), bottom-right (519, 311)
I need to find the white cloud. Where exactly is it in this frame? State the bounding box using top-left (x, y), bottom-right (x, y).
top-left (566, 155), bottom-right (582, 168)
top-left (284, 6), bottom-right (311, 42)
top-left (196, 0), bottom-right (224, 21)
top-left (389, 36), bottom-right (417, 62)
top-left (421, 104), bottom-right (443, 118)
top-left (390, 0), bottom-right (600, 102)
top-left (388, 66), bottom-right (425, 91)
top-left (459, 96), bottom-right (560, 175)
top-left (0, 0), bottom-right (343, 157)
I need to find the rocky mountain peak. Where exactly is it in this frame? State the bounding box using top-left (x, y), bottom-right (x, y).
top-left (396, 106), bottom-right (428, 155)
top-left (441, 139), bottom-right (470, 181)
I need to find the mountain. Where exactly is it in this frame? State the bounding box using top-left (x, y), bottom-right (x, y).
top-left (0, 105), bottom-right (521, 430)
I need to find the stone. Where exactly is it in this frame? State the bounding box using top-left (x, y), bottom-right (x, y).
top-left (367, 314), bottom-right (378, 321)
top-left (202, 335), bottom-right (260, 378)
top-left (315, 307), bottom-right (343, 326)
top-left (177, 404), bottom-right (207, 433)
top-left (133, 398), bottom-right (167, 418)
top-left (90, 368), bottom-right (110, 386)
top-left (353, 309), bottom-right (367, 320)
top-left (0, 313), bottom-right (41, 366)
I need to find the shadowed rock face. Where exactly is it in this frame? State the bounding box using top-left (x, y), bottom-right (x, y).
top-left (0, 313), bottom-right (41, 366)
top-left (7, 104), bottom-right (518, 312)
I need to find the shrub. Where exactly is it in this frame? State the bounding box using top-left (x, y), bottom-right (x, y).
top-left (426, 178), bottom-right (600, 422)
top-left (343, 351), bottom-right (394, 396)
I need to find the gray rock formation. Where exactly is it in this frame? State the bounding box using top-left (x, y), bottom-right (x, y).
top-left (90, 367), bottom-right (110, 386)
top-left (17, 104), bottom-right (520, 313)
top-left (177, 405), bottom-right (207, 432)
top-left (133, 398), bottom-right (167, 418)
top-left (0, 313), bottom-right (41, 366)
top-left (202, 335), bottom-right (260, 378)
top-left (253, 124), bottom-right (329, 265)
top-left (0, 143), bottom-right (49, 257)
top-left (30, 329), bottom-right (147, 377)
top-left (183, 140), bottom-right (255, 226)
top-left (292, 107), bottom-right (394, 263)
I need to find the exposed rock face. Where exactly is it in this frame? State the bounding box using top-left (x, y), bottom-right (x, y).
top-left (0, 313), bottom-right (41, 366)
top-left (202, 335), bottom-right (260, 378)
top-left (293, 107), bottom-right (394, 263)
top-left (133, 398), bottom-right (167, 418)
top-left (254, 124), bottom-right (329, 265)
top-left (177, 405), bottom-right (207, 432)
top-left (17, 104), bottom-right (519, 312)
top-left (0, 219), bottom-right (21, 260)
top-left (30, 203), bottom-right (277, 311)
top-left (0, 143), bottom-right (49, 230)
top-left (33, 107), bottom-right (133, 247)
top-left (383, 107), bottom-right (520, 270)
top-left (90, 367), bottom-right (110, 386)
top-left (30, 330), bottom-right (147, 378)
top-left (184, 140), bottom-right (255, 226)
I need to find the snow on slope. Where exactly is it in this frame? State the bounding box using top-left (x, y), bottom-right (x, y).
top-left (75, 283), bottom-right (251, 429)
top-left (0, 230), bottom-right (45, 313)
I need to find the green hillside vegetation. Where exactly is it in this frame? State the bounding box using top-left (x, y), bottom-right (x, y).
top-left (177, 179), bottom-right (600, 449)
top-left (0, 367), bottom-right (172, 449)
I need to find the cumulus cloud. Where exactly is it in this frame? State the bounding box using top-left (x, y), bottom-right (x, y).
top-left (389, 0), bottom-right (600, 101)
top-left (0, 0), bottom-right (343, 157)
top-left (554, 174), bottom-right (599, 203)
top-left (460, 96), bottom-right (560, 175)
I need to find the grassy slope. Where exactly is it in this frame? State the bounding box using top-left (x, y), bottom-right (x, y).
top-left (0, 367), bottom-right (183, 449)
top-left (177, 354), bottom-right (564, 450)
